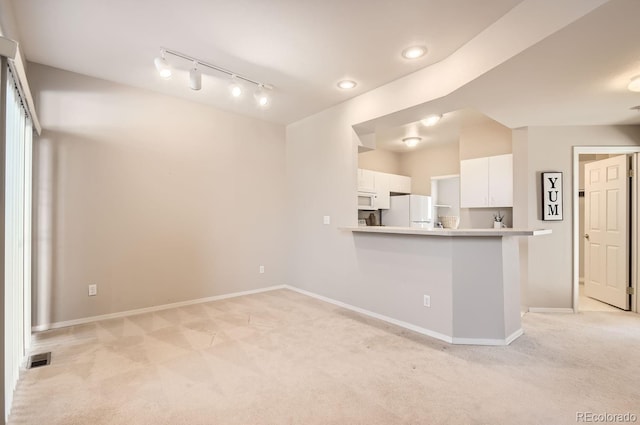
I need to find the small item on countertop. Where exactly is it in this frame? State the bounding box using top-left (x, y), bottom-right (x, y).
top-left (438, 215), bottom-right (459, 229)
top-left (367, 212), bottom-right (378, 226)
top-left (493, 211), bottom-right (505, 229)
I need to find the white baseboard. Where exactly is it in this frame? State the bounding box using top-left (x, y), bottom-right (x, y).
top-left (285, 286), bottom-right (454, 344)
top-left (31, 285), bottom-right (286, 332)
top-left (527, 307), bottom-right (574, 313)
top-left (32, 284), bottom-right (523, 347)
top-left (451, 329), bottom-right (524, 346)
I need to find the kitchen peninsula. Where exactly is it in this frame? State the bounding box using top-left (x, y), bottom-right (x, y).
top-left (342, 226), bottom-right (551, 345)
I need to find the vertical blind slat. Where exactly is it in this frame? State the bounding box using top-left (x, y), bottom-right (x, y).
top-left (4, 64), bottom-right (33, 422)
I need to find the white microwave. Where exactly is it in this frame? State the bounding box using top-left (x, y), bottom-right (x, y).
top-left (357, 191), bottom-right (377, 210)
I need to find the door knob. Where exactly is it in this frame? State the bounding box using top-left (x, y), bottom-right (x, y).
top-left (584, 234), bottom-right (590, 240)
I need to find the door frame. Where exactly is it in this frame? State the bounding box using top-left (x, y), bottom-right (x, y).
top-left (572, 146), bottom-right (640, 313)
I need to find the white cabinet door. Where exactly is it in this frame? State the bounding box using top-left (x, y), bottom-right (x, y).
top-left (357, 168), bottom-right (375, 192)
top-left (460, 155), bottom-right (513, 208)
top-left (389, 174), bottom-right (411, 194)
top-left (488, 154), bottom-right (513, 207)
top-left (460, 157), bottom-right (489, 207)
top-left (375, 172), bottom-right (390, 209)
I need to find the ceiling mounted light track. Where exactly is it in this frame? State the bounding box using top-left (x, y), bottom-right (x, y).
top-left (229, 75), bottom-right (243, 98)
top-left (189, 61), bottom-right (201, 91)
top-left (154, 47), bottom-right (273, 107)
top-left (254, 84), bottom-right (270, 108)
top-left (154, 49), bottom-right (172, 79)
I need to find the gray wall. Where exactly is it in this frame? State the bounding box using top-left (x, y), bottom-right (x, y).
top-left (287, 90), bottom-right (640, 319)
top-left (28, 64), bottom-right (287, 326)
top-left (357, 149), bottom-right (402, 175)
top-left (398, 141), bottom-right (460, 196)
top-left (513, 126), bottom-right (640, 309)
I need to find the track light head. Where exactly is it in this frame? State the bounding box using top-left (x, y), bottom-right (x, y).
top-left (189, 61), bottom-right (201, 90)
top-left (254, 84), bottom-right (270, 108)
top-left (154, 50), bottom-right (172, 79)
top-left (229, 75), bottom-right (243, 98)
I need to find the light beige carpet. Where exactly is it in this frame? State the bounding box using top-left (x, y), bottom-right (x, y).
top-left (9, 289), bottom-right (640, 425)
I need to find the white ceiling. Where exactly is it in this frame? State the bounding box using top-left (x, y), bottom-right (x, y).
top-left (375, 109), bottom-right (492, 152)
top-left (6, 0), bottom-right (523, 124)
top-left (368, 0), bottom-right (640, 151)
top-left (4, 0), bottom-right (640, 132)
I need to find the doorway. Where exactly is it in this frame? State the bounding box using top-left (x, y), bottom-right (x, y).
top-left (573, 147), bottom-right (639, 313)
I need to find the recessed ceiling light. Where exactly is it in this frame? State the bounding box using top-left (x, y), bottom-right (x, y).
top-left (403, 137), bottom-right (421, 148)
top-left (337, 80), bottom-right (357, 89)
top-left (628, 75), bottom-right (640, 92)
top-left (420, 114), bottom-right (442, 127)
top-left (402, 45), bottom-right (427, 60)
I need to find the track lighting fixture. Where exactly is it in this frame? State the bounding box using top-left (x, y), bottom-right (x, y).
top-left (254, 84), bottom-right (270, 107)
top-left (189, 61), bottom-right (201, 91)
top-left (229, 75), bottom-right (243, 98)
top-left (153, 49), bottom-right (172, 79)
top-left (153, 47), bottom-right (273, 108)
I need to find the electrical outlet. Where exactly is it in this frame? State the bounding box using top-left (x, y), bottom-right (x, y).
top-left (323, 216), bottom-right (331, 225)
top-left (88, 284), bottom-right (97, 296)
top-left (259, 265), bottom-right (265, 274)
top-left (423, 295), bottom-right (431, 307)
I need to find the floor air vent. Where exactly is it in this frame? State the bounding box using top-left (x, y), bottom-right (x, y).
top-left (28, 352), bottom-right (51, 369)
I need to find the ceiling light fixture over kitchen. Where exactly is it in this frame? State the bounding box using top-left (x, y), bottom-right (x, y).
top-left (403, 137), bottom-right (421, 148)
top-left (337, 80), bottom-right (357, 89)
top-left (628, 75), bottom-right (640, 92)
top-left (420, 114), bottom-right (442, 126)
top-left (402, 45), bottom-right (427, 60)
top-left (153, 47), bottom-right (273, 107)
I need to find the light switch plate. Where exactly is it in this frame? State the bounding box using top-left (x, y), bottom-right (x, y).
top-left (323, 216), bottom-right (330, 225)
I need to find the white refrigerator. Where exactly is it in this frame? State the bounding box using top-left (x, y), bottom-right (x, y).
top-left (381, 195), bottom-right (433, 228)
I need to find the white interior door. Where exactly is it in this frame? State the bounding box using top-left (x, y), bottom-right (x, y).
top-left (584, 155), bottom-right (630, 310)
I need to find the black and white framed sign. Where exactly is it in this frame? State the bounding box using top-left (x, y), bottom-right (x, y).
top-left (542, 172), bottom-right (563, 221)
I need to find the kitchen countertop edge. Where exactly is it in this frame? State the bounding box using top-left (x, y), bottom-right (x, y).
top-left (341, 226), bottom-right (552, 237)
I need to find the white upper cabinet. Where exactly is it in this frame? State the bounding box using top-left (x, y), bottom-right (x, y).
top-left (375, 172), bottom-right (390, 209)
top-left (460, 158), bottom-right (489, 208)
top-left (388, 174), bottom-right (411, 194)
top-left (357, 169), bottom-right (411, 209)
top-left (357, 168), bottom-right (375, 192)
top-left (488, 154), bottom-right (513, 207)
top-left (460, 154), bottom-right (512, 208)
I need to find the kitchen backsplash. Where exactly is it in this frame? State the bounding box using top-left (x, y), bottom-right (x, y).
top-left (459, 208), bottom-right (513, 229)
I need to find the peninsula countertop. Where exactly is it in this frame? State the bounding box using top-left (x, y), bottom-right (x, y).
top-left (342, 226), bottom-right (552, 237)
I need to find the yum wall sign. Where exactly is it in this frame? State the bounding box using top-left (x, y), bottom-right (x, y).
top-left (542, 172), bottom-right (563, 221)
